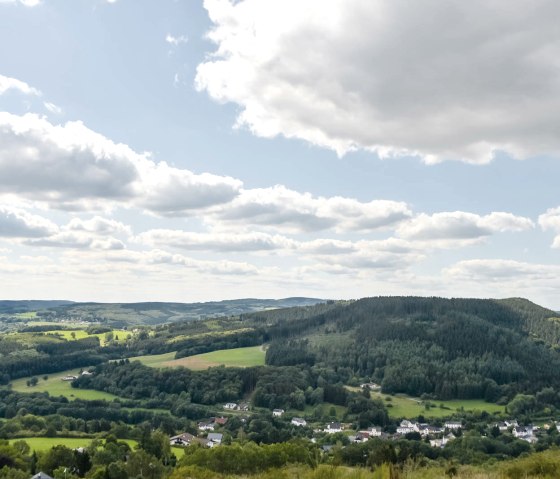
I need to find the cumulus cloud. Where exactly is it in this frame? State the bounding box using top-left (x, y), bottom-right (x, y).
top-left (539, 207), bottom-right (560, 248)
top-left (0, 206), bottom-right (57, 238)
top-left (135, 229), bottom-right (294, 252)
top-left (0, 0), bottom-right (41, 7)
top-left (444, 259), bottom-right (560, 282)
top-left (397, 211), bottom-right (534, 243)
top-left (105, 249), bottom-right (258, 275)
top-left (210, 185), bottom-right (411, 233)
top-left (0, 112), bottom-right (242, 213)
top-left (197, 0), bottom-right (560, 163)
top-left (165, 34), bottom-right (188, 46)
top-left (43, 102), bottom-right (63, 115)
top-left (25, 232), bottom-right (125, 250)
top-left (66, 216), bottom-right (131, 236)
top-left (0, 74), bottom-right (41, 96)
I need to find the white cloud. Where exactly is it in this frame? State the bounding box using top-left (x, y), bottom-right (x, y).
top-left (197, 0), bottom-right (560, 164)
top-left (66, 216), bottom-right (131, 236)
top-left (0, 74), bottom-right (41, 96)
top-left (210, 185), bottom-right (411, 233)
top-left (166, 34), bottom-right (188, 46)
top-left (25, 232), bottom-right (126, 250)
top-left (397, 211), bottom-right (534, 242)
top-left (444, 259), bottom-right (560, 283)
top-left (0, 205), bottom-right (57, 238)
top-left (0, 112), bottom-right (242, 214)
top-left (539, 207), bottom-right (560, 248)
top-left (43, 102), bottom-right (63, 115)
top-left (0, 0), bottom-right (41, 6)
top-left (135, 229), bottom-right (294, 252)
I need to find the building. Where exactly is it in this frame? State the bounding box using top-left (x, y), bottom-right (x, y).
top-left (273, 409), bottom-right (285, 417)
top-left (223, 403), bottom-right (238, 410)
top-left (198, 421), bottom-right (215, 431)
top-left (325, 422), bottom-right (342, 433)
top-left (444, 422), bottom-right (462, 430)
top-left (207, 433), bottom-right (223, 446)
top-left (291, 417), bottom-right (307, 427)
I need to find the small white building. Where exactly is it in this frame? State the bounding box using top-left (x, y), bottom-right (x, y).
top-left (272, 409), bottom-right (285, 417)
top-left (198, 421), bottom-right (215, 431)
top-left (397, 420), bottom-right (419, 434)
top-left (367, 426), bottom-right (382, 437)
top-left (223, 402), bottom-right (238, 410)
top-left (207, 433), bottom-right (223, 446)
top-left (291, 417), bottom-right (307, 427)
top-left (325, 422), bottom-right (342, 433)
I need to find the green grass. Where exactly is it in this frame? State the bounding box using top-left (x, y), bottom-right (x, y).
top-left (372, 392), bottom-right (505, 418)
top-left (10, 368), bottom-right (120, 401)
top-left (131, 346), bottom-right (265, 370)
top-left (9, 437), bottom-right (139, 452)
top-left (41, 329), bottom-right (127, 346)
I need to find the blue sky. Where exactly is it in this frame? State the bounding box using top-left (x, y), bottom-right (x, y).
top-left (1, 0), bottom-right (559, 308)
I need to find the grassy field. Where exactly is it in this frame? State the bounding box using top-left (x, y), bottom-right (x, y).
top-left (41, 329), bottom-right (128, 346)
top-left (10, 436), bottom-right (185, 457)
top-left (374, 393), bottom-right (505, 418)
top-left (10, 368), bottom-right (120, 401)
top-left (132, 346), bottom-right (265, 370)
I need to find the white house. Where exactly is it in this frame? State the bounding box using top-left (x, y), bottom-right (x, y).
top-left (272, 409), bottom-right (285, 417)
top-left (325, 422), bottom-right (342, 433)
top-left (367, 427), bottom-right (382, 437)
top-left (397, 420), bottom-right (418, 434)
top-left (291, 417), bottom-right (307, 427)
top-left (223, 403), bottom-right (238, 410)
top-left (198, 421), bottom-right (215, 431)
top-left (207, 433), bottom-right (223, 446)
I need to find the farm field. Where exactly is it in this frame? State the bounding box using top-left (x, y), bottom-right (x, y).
top-left (10, 368), bottom-right (120, 401)
top-left (132, 346), bottom-right (265, 370)
top-left (10, 437), bottom-right (185, 457)
top-left (374, 393), bottom-right (505, 418)
top-left (41, 328), bottom-right (128, 346)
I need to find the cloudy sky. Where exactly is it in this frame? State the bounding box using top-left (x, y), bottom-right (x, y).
top-left (1, 0), bottom-right (560, 307)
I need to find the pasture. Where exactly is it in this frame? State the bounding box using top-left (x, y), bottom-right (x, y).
top-left (374, 393), bottom-right (505, 418)
top-left (132, 346), bottom-right (265, 370)
top-left (10, 368), bottom-right (120, 401)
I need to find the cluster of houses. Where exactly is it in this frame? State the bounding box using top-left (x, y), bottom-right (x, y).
top-left (493, 420), bottom-right (540, 444)
top-left (169, 432), bottom-right (223, 448)
top-left (197, 416), bottom-right (228, 431)
top-left (223, 402), bottom-right (250, 411)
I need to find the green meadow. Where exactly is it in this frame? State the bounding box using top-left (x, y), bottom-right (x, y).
top-left (10, 368), bottom-right (120, 401)
top-left (131, 346), bottom-right (265, 370)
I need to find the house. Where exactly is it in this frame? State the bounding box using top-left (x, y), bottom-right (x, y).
top-left (80, 371), bottom-right (94, 376)
top-left (238, 402), bottom-right (250, 411)
top-left (325, 422), bottom-right (342, 433)
top-left (354, 432), bottom-right (370, 443)
top-left (170, 433), bottom-right (209, 447)
top-left (367, 426), bottom-right (382, 437)
top-left (556, 423), bottom-right (560, 433)
top-left (223, 403), bottom-right (238, 410)
top-left (505, 419), bottom-right (518, 428)
top-left (430, 437), bottom-right (450, 448)
top-left (291, 417), bottom-right (307, 427)
top-left (61, 375), bottom-right (77, 381)
top-left (207, 433), bottom-right (223, 446)
top-left (198, 421), bottom-right (215, 431)
top-left (214, 417), bottom-right (228, 426)
top-left (444, 421), bottom-right (462, 430)
top-left (273, 409), bottom-right (285, 417)
top-left (360, 382), bottom-right (381, 390)
top-left (494, 422), bottom-right (508, 432)
top-left (418, 425), bottom-right (443, 437)
top-left (31, 473), bottom-right (54, 479)
top-left (397, 420), bottom-right (418, 434)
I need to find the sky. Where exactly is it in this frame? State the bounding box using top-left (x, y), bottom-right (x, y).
top-left (1, 0), bottom-right (560, 308)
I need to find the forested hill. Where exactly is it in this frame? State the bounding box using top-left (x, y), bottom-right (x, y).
top-left (255, 297), bottom-right (560, 400)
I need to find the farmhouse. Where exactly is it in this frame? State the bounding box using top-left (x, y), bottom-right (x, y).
top-left (207, 433), bottom-right (223, 446)
top-left (223, 402), bottom-right (238, 410)
top-left (367, 426), bottom-right (382, 437)
top-left (272, 409), bottom-right (284, 417)
top-left (291, 417), bottom-right (307, 427)
top-left (170, 433), bottom-right (210, 447)
top-left (325, 422), bottom-right (342, 433)
top-left (198, 421), bottom-right (215, 431)
top-left (397, 420), bottom-right (418, 434)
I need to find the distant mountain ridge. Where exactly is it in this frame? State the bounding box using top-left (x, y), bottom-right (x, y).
top-left (0, 297), bottom-right (325, 326)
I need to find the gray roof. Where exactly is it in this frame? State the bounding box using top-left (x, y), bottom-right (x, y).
top-left (32, 473), bottom-right (54, 479)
